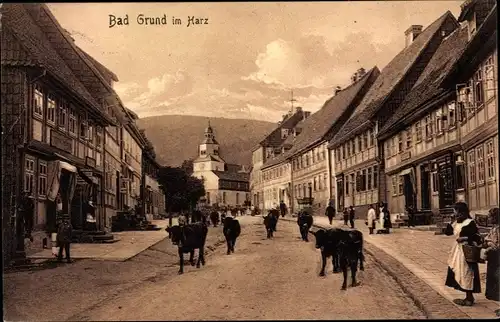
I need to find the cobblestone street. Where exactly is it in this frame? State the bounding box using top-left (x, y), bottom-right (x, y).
top-left (68, 217), bottom-right (425, 321)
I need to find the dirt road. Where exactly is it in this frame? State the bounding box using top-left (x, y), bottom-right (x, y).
top-left (73, 217), bottom-right (426, 321)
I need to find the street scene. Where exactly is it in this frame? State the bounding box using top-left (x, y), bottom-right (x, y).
top-left (1, 1), bottom-right (499, 321)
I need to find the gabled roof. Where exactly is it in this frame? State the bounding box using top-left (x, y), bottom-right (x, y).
top-left (0, 4), bottom-right (103, 113)
top-left (213, 171), bottom-right (249, 182)
top-left (378, 24), bottom-right (469, 138)
top-left (328, 11), bottom-right (455, 148)
top-left (261, 67), bottom-right (379, 170)
top-left (78, 48), bottom-right (119, 83)
top-left (252, 108), bottom-right (306, 151)
top-left (193, 154), bottom-right (225, 163)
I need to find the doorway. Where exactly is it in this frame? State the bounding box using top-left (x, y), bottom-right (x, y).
top-left (336, 178), bottom-right (344, 211)
top-left (420, 165), bottom-right (431, 210)
top-left (403, 174), bottom-right (415, 209)
top-left (438, 159), bottom-right (455, 209)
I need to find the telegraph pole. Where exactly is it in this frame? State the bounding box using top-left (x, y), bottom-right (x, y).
top-left (289, 89), bottom-right (297, 112)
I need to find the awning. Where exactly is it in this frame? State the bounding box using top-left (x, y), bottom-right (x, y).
top-left (399, 168), bottom-right (413, 176)
top-left (60, 161), bottom-right (77, 173)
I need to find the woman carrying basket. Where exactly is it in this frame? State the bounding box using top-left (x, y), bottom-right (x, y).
top-left (444, 202), bottom-right (483, 307)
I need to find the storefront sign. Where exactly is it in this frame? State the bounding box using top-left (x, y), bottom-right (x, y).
top-left (86, 156), bottom-right (96, 168)
top-left (401, 151), bottom-right (411, 161)
top-left (50, 130), bottom-right (72, 153)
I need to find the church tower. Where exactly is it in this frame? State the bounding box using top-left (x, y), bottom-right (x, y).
top-left (193, 120), bottom-right (225, 173)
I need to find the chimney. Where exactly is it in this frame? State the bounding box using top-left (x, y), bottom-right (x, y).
top-left (334, 86), bottom-right (342, 95)
top-left (405, 25), bottom-right (423, 48)
top-left (303, 111), bottom-right (311, 121)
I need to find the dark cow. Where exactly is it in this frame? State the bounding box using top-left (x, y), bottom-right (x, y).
top-left (222, 217), bottom-right (241, 255)
top-left (310, 228), bottom-right (365, 290)
top-left (166, 222), bottom-right (208, 274)
top-left (297, 211), bottom-right (313, 242)
top-left (263, 212), bottom-right (278, 239)
top-left (210, 211), bottom-right (220, 227)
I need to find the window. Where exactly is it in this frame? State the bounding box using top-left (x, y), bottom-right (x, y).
top-left (473, 69), bottom-right (483, 107)
top-left (468, 150), bottom-right (476, 186)
top-left (346, 142), bottom-right (351, 157)
top-left (367, 167), bottom-right (372, 190)
top-left (484, 56), bottom-right (496, 101)
top-left (373, 166), bottom-right (378, 189)
top-left (415, 121), bottom-right (423, 142)
top-left (69, 109), bottom-right (77, 134)
top-left (323, 173), bottom-right (327, 190)
top-left (406, 128), bottom-right (412, 149)
top-left (487, 141), bottom-right (495, 180)
top-left (432, 172), bottom-right (439, 193)
top-left (25, 158), bottom-right (35, 195)
top-left (357, 136), bottom-right (362, 153)
top-left (391, 137), bottom-right (396, 156)
top-left (448, 102), bottom-right (456, 128)
top-left (345, 176), bottom-right (350, 195)
top-left (391, 176), bottom-right (397, 196)
top-left (363, 132), bottom-right (368, 150)
top-left (80, 120), bottom-right (88, 139)
top-left (370, 130), bottom-right (375, 147)
top-left (456, 162), bottom-right (465, 190)
top-left (88, 124), bottom-right (94, 145)
top-left (398, 176), bottom-right (404, 195)
top-left (356, 171), bottom-right (361, 192)
top-left (342, 145), bottom-right (346, 159)
top-left (477, 146), bottom-right (485, 183)
top-left (398, 133), bottom-right (403, 153)
top-left (367, 129), bottom-right (373, 147)
top-left (425, 115), bottom-right (433, 138)
top-left (38, 161), bottom-right (47, 197)
top-left (33, 85), bottom-right (44, 117)
top-left (435, 108), bottom-right (443, 135)
top-left (58, 101), bottom-right (67, 130)
top-left (96, 126), bottom-right (103, 149)
top-left (47, 94), bottom-right (56, 124)
top-left (361, 169), bottom-right (367, 191)
top-left (312, 149), bottom-right (316, 163)
top-left (315, 177), bottom-right (319, 191)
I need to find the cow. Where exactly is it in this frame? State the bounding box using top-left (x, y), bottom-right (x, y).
top-left (210, 211), bottom-right (220, 227)
top-left (310, 228), bottom-right (365, 290)
top-left (297, 211), bottom-right (313, 242)
top-left (166, 222), bottom-right (208, 274)
top-left (263, 212), bottom-right (278, 239)
top-left (222, 217), bottom-right (241, 255)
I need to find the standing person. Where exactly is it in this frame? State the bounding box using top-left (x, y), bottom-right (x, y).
top-left (383, 203), bottom-right (392, 234)
top-left (325, 202), bottom-right (336, 225)
top-left (444, 202), bottom-right (482, 307)
top-left (343, 207), bottom-right (349, 226)
top-left (377, 202), bottom-right (385, 233)
top-left (366, 204), bottom-right (377, 235)
top-left (178, 212), bottom-right (187, 226)
top-left (18, 191), bottom-right (35, 242)
top-left (279, 201), bottom-right (287, 218)
top-left (406, 205), bottom-right (415, 228)
top-left (481, 208), bottom-right (500, 306)
top-left (56, 215), bottom-right (73, 263)
top-left (349, 206), bottom-right (355, 229)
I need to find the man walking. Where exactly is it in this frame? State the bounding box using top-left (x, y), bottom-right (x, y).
top-left (406, 205), bottom-right (415, 227)
top-left (279, 201), bottom-right (287, 218)
top-left (325, 202), bottom-right (336, 225)
top-left (349, 206), bottom-right (355, 229)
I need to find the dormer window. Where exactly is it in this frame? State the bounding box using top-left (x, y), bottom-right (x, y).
top-left (281, 128), bottom-right (289, 139)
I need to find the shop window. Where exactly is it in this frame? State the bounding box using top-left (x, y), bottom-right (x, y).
top-left (47, 94), bottom-right (56, 124)
top-left (38, 161), bottom-right (47, 197)
top-left (468, 150), bottom-right (476, 187)
top-left (486, 140), bottom-right (495, 180)
top-left (391, 176), bottom-right (397, 196)
top-left (33, 85), bottom-right (44, 117)
top-left (398, 176), bottom-right (403, 195)
top-left (415, 121), bottom-right (423, 142)
top-left (477, 146), bottom-right (485, 184)
top-left (24, 157), bottom-right (35, 195)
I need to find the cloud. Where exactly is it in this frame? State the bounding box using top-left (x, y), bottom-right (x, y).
top-left (113, 82), bottom-right (142, 99)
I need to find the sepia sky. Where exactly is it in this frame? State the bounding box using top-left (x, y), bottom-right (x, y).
top-left (48, 1), bottom-right (462, 122)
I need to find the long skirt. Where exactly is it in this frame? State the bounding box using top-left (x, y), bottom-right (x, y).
top-left (445, 263), bottom-right (482, 294)
top-left (486, 249), bottom-right (500, 301)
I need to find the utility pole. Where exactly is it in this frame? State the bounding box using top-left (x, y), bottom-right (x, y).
top-left (289, 89), bottom-right (297, 112)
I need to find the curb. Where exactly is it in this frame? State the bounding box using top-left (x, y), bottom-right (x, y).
top-left (280, 217), bottom-right (470, 319)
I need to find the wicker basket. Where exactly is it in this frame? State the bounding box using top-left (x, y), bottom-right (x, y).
top-left (463, 244), bottom-right (482, 263)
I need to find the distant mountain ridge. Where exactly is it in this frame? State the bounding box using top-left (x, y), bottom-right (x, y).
top-left (136, 115), bottom-right (276, 167)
